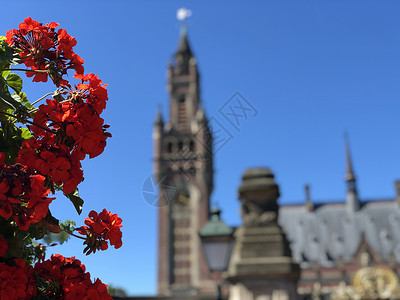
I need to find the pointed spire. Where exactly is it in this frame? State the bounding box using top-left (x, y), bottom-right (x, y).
top-left (176, 25), bottom-right (192, 56)
top-left (304, 184), bottom-right (314, 212)
top-left (344, 133), bottom-right (359, 212)
top-left (154, 105), bottom-right (163, 126)
top-left (344, 133), bottom-right (356, 183)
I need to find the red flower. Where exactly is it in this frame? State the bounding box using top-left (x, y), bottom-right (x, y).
top-left (0, 259), bottom-right (36, 299)
top-left (0, 162), bottom-right (54, 230)
top-left (57, 28), bottom-right (77, 58)
top-left (85, 278), bottom-right (111, 300)
top-left (77, 209), bottom-right (123, 255)
top-left (6, 17), bottom-right (84, 86)
top-left (31, 97), bottom-right (110, 159)
top-left (17, 136), bottom-right (84, 194)
top-left (34, 254), bottom-right (112, 299)
top-left (76, 73), bottom-right (109, 114)
top-left (18, 17), bottom-right (41, 32)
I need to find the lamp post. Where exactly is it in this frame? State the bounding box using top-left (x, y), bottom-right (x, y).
top-left (199, 208), bottom-right (234, 300)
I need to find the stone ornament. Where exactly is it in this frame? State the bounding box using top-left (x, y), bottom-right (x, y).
top-left (238, 168), bottom-right (280, 227)
top-left (329, 266), bottom-right (400, 300)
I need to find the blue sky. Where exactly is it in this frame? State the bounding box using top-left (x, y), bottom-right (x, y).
top-left (2, 0), bottom-right (400, 296)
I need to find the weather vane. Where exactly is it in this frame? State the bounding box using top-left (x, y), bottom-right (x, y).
top-left (177, 7), bottom-right (192, 21)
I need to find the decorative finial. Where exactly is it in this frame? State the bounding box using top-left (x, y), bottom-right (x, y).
top-left (177, 7), bottom-right (192, 35)
top-left (177, 7), bottom-right (192, 21)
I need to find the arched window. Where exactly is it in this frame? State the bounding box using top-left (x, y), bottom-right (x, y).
top-left (167, 142), bottom-right (172, 153)
top-left (178, 141), bottom-right (183, 152)
top-left (189, 140), bottom-right (195, 152)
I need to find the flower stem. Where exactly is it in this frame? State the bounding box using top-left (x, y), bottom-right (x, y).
top-left (0, 68), bottom-right (48, 73)
top-left (31, 92), bottom-right (54, 106)
top-left (68, 231), bottom-right (86, 240)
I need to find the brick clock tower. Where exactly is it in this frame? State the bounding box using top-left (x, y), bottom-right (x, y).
top-left (153, 29), bottom-right (216, 296)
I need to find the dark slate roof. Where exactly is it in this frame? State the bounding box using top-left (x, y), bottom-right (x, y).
top-left (278, 199), bottom-right (400, 268)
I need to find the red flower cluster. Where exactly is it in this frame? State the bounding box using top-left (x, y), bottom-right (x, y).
top-left (17, 136), bottom-right (83, 194)
top-left (34, 254), bottom-right (112, 299)
top-left (31, 73), bottom-right (110, 160)
top-left (0, 17), bottom-right (121, 298)
top-left (6, 17), bottom-right (84, 85)
top-left (0, 153), bottom-right (54, 230)
top-left (0, 259), bottom-right (36, 300)
top-left (0, 255), bottom-right (111, 299)
top-left (78, 209), bottom-right (123, 255)
top-left (75, 73), bottom-right (109, 114)
top-left (16, 73), bottom-right (110, 194)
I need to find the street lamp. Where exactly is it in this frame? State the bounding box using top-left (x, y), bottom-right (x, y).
top-left (199, 207), bottom-right (235, 300)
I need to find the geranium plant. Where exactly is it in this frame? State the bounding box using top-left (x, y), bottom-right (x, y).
top-left (0, 17), bottom-right (122, 299)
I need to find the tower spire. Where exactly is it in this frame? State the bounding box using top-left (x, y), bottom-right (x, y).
top-left (176, 24), bottom-right (191, 54)
top-left (175, 7), bottom-right (193, 60)
top-left (168, 18), bottom-right (199, 128)
top-left (305, 184), bottom-right (314, 212)
top-left (345, 133), bottom-right (356, 183)
top-left (344, 133), bottom-right (359, 212)
top-left (155, 104), bottom-right (163, 126)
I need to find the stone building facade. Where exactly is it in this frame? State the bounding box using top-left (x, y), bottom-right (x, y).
top-left (150, 30), bottom-right (400, 300)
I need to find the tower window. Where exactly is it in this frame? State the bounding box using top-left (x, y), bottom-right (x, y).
top-left (189, 141), bottom-right (195, 152)
top-left (178, 141), bottom-right (183, 152)
top-left (167, 142), bottom-right (173, 153)
top-left (177, 96), bottom-right (187, 125)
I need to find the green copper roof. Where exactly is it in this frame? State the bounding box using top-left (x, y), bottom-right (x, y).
top-left (199, 208), bottom-right (233, 237)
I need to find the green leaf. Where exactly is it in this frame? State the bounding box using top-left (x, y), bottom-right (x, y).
top-left (17, 92), bottom-right (33, 110)
top-left (11, 93), bottom-right (20, 102)
top-left (0, 36), bottom-right (6, 41)
top-left (65, 189), bottom-right (84, 215)
top-left (0, 77), bottom-right (21, 110)
top-left (6, 73), bottom-right (22, 94)
top-left (1, 68), bottom-right (10, 79)
top-left (0, 41), bottom-right (20, 65)
top-left (20, 128), bottom-right (32, 140)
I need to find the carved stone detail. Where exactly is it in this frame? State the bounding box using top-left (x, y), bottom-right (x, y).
top-left (238, 168), bottom-right (280, 227)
